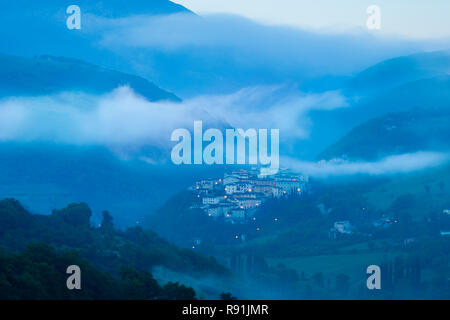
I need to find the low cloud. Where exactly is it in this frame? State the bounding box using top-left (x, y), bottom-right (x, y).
top-left (85, 13), bottom-right (427, 95)
top-left (282, 152), bottom-right (450, 177)
top-left (95, 13), bottom-right (421, 72)
top-left (1, 87), bottom-right (447, 175)
top-left (0, 86), bottom-right (345, 147)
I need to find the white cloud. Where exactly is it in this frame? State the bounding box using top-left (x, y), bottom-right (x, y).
top-left (282, 152), bottom-right (450, 177)
top-left (0, 86), bottom-right (345, 147)
top-left (85, 12), bottom-right (427, 95)
top-left (1, 87), bottom-right (447, 176)
top-left (0, 102), bottom-right (28, 140)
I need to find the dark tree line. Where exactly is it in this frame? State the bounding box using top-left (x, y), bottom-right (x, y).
top-left (0, 243), bottom-right (196, 300)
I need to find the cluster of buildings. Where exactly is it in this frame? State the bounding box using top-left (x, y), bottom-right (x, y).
top-left (189, 168), bottom-right (309, 224)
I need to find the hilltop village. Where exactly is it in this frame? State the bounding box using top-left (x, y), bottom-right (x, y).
top-left (188, 168), bottom-right (309, 224)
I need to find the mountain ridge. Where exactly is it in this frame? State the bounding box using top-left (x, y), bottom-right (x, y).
top-left (0, 53), bottom-right (180, 101)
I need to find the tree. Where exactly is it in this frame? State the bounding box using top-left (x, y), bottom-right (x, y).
top-left (100, 211), bottom-right (114, 234)
top-left (160, 282), bottom-right (196, 300)
top-left (313, 272), bottom-right (324, 288)
top-left (120, 267), bottom-right (160, 300)
top-left (52, 203), bottom-right (92, 228)
top-left (220, 292), bottom-right (237, 300)
top-left (335, 274), bottom-right (350, 296)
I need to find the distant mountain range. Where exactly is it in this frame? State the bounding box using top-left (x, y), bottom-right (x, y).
top-left (295, 51), bottom-right (450, 159)
top-left (345, 51), bottom-right (450, 95)
top-left (0, 0), bottom-right (191, 73)
top-left (318, 108), bottom-right (450, 161)
top-left (0, 0), bottom-right (191, 17)
top-left (0, 47), bottom-right (449, 227)
top-left (0, 53), bottom-right (179, 101)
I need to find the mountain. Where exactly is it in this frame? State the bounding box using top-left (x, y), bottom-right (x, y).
top-left (292, 51), bottom-right (450, 160)
top-left (0, 0), bottom-right (191, 18)
top-left (345, 51), bottom-right (450, 95)
top-left (318, 108), bottom-right (450, 161)
top-left (0, 1), bottom-right (191, 74)
top-left (0, 53), bottom-right (179, 101)
top-left (335, 75), bottom-right (450, 131)
top-left (69, 0), bottom-right (190, 17)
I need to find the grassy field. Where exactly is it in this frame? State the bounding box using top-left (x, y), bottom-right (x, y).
top-left (268, 251), bottom-right (397, 280)
top-left (365, 165), bottom-right (450, 213)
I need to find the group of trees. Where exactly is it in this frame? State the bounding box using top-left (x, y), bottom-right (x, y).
top-left (0, 243), bottom-right (196, 300)
top-left (0, 198), bottom-right (228, 277)
top-left (0, 198), bottom-right (231, 300)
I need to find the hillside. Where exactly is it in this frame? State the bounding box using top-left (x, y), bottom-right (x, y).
top-left (0, 243), bottom-right (196, 300)
top-left (346, 51), bottom-right (450, 95)
top-left (0, 1), bottom-right (191, 75)
top-left (0, 54), bottom-right (179, 101)
top-left (145, 172), bottom-right (450, 299)
top-left (0, 142), bottom-right (226, 227)
top-left (0, 198), bottom-right (228, 279)
top-left (293, 51), bottom-right (450, 160)
top-left (0, 0), bottom-right (191, 18)
top-left (318, 108), bottom-right (450, 161)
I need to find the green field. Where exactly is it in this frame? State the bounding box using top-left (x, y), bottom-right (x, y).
top-left (268, 251), bottom-right (397, 280)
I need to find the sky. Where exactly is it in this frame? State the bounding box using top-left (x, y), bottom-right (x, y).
top-left (173, 0), bottom-right (450, 39)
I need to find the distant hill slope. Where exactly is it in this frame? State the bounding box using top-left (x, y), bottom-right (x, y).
top-left (0, 54), bottom-right (180, 101)
top-left (346, 51), bottom-right (450, 95)
top-left (0, 142), bottom-right (224, 227)
top-left (318, 108), bottom-right (450, 161)
top-left (0, 198), bottom-right (227, 278)
top-left (0, 0), bottom-right (191, 18)
top-left (364, 164), bottom-right (450, 212)
top-left (295, 52), bottom-right (450, 160)
top-left (0, 1), bottom-right (192, 75)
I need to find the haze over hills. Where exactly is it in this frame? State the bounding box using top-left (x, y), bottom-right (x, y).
top-left (0, 0), bottom-right (191, 74)
top-left (0, 198), bottom-right (229, 299)
top-left (0, 0), bottom-right (191, 17)
top-left (0, 2), bottom-right (449, 300)
top-left (1, 50), bottom-right (449, 226)
top-left (295, 51), bottom-right (450, 160)
top-left (345, 51), bottom-right (450, 95)
top-left (0, 142), bottom-right (226, 227)
top-left (0, 54), bottom-right (179, 101)
top-left (318, 108), bottom-right (450, 161)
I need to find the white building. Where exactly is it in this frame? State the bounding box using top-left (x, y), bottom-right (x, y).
top-left (334, 221), bottom-right (353, 234)
top-left (238, 199), bottom-right (262, 209)
top-left (198, 180), bottom-right (215, 190)
top-left (225, 183), bottom-right (253, 194)
top-left (275, 178), bottom-right (305, 195)
top-left (225, 184), bottom-right (238, 195)
top-left (223, 175), bottom-right (240, 185)
top-left (202, 197), bottom-right (222, 205)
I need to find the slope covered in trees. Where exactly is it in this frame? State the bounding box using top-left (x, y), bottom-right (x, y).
top-left (0, 243), bottom-right (196, 300)
top-left (0, 199), bottom-right (229, 278)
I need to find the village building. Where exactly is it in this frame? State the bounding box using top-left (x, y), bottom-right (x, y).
top-left (333, 221), bottom-right (353, 234)
top-left (191, 168), bottom-right (309, 224)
